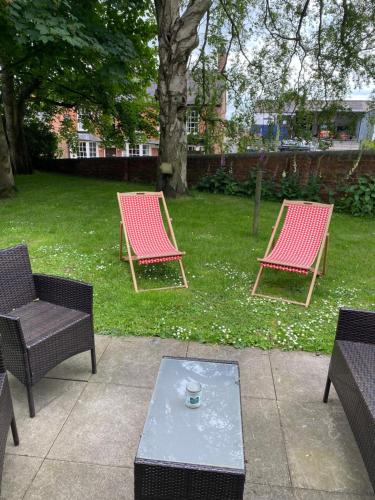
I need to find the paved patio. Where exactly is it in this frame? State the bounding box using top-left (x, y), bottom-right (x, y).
top-left (2, 335), bottom-right (374, 500)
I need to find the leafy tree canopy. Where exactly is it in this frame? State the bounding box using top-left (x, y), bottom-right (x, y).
top-left (0, 0), bottom-right (157, 149)
top-left (190, 0), bottom-right (375, 146)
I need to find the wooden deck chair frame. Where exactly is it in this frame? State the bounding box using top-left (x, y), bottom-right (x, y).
top-left (251, 200), bottom-right (334, 307)
top-left (118, 191), bottom-right (188, 293)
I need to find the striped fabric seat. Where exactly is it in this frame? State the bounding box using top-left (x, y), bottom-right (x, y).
top-left (252, 200), bottom-right (334, 307)
top-left (117, 192), bottom-right (188, 292)
top-left (259, 204), bottom-right (332, 275)
top-left (118, 193), bottom-right (182, 265)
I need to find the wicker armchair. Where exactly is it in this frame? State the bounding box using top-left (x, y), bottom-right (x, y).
top-left (324, 308), bottom-right (375, 492)
top-left (0, 348), bottom-right (19, 494)
top-left (0, 244), bottom-right (96, 417)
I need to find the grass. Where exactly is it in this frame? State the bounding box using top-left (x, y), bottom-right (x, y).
top-left (1, 171), bottom-right (374, 353)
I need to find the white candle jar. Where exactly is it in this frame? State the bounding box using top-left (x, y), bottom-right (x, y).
top-left (185, 381), bottom-right (202, 409)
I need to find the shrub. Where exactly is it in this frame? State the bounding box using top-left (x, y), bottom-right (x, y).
top-left (197, 168), bottom-right (241, 195)
top-left (24, 118), bottom-right (58, 162)
top-left (339, 176), bottom-right (375, 217)
top-left (197, 167), bottom-right (322, 203)
top-left (276, 172), bottom-right (301, 200)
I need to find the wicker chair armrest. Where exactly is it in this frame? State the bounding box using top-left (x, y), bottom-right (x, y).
top-left (33, 274), bottom-right (93, 315)
top-left (335, 308), bottom-right (375, 344)
top-left (0, 314), bottom-right (26, 368)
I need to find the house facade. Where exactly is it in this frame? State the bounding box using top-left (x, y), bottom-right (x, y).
top-left (253, 100), bottom-right (373, 143)
top-left (53, 68), bottom-right (227, 159)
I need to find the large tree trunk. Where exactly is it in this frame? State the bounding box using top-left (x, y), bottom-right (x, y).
top-left (1, 68), bottom-right (32, 174)
top-left (155, 0), bottom-right (211, 196)
top-left (0, 117), bottom-right (15, 198)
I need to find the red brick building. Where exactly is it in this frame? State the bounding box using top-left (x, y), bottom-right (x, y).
top-left (52, 64), bottom-right (227, 159)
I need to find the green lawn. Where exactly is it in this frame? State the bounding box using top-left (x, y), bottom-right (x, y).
top-left (1, 171), bottom-right (374, 353)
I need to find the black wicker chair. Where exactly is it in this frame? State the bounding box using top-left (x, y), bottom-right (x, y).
top-left (323, 308), bottom-right (375, 492)
top-left (0, 348), bottom-right (19, 494)
top-left (0, 244), bottom-right (96, 418)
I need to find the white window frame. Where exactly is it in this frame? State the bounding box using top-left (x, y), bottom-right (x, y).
top-left (187, 144), bottom-right (204, 152)
top-left (125, 143), bottom-right (151, 157)
top-left (76, 141), bottom-right (99, 158)
top-left (88, 141), bottom-right (98, 158)
top-left (128, 144), bottom-right (140, 156)
top-left (142, 144), bottom-right (150, 156)
top-left (76, 112), bottom-right (86, 132)
top-left (186, 109), bottom-right (199, 134)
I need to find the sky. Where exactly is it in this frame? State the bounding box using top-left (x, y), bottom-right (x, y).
top-left (349, 88), bottom-right (373, 100)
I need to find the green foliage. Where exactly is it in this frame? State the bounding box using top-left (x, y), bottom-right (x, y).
top-left (300, 175), bottom-right (323, 202)
top-left (277, 172), bottom-right (301, 199)
top-left (24, 118), bottom-right (58, 161)
top-left (0, 0), bottom-right (157, 148)
top-left (190, 0), bottom-right (375, 158)
top-left (197, 167), bottom-right (322, 202)
top-left (58, 116), bottom-right (79, 154)
top-left (361, 140), bottom-right (375, 150)
top-left (339, 176), bottom-right (375, 217)
top-left (197, 168), bottom-right (242, 195)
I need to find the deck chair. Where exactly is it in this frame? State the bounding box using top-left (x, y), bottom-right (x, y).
top-left (252, 200), bottom-right (334, 307)
top-left (117, 192), bottom-right (188, 292)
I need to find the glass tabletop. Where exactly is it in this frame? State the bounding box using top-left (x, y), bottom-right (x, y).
top-left (136, 357), bottom-right (245, 471)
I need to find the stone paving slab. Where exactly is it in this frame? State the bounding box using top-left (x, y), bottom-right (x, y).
top-left (187, 342), bottom-right (276, 399)
top-left (45, 334), bottom-right (111, 381)
top-left (270, 350), bottom-right (338, 402)
top-left (279, 399), bottom-right (373, 494)
top-left (243, 397), bottom-right (290, 487)
top-left (47, 383), bottom-right (151, 467)
top-left (6, 377), bottom-right (85, 458)
top-left (244, 485), bottom-right (375, 500)
top-left (294, 490), bottom-right (375, 500)
top-left (23, 459), bottom-right (133, 500)
top-left (0, 455), bottom-right (42, 500)
top-left (91, 336), bottom-right (187, 388)
top-left (244, 483), bottom-right (295, 499)
top-left (0, 336), bottom-right (373, 499)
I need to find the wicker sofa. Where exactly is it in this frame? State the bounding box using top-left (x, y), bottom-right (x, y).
top-left (0, 349), bottom-right (19, 495)
top-left (324, 308), bottom-right (375, 492)
top-left (0, 244), bottom-right (96, 417)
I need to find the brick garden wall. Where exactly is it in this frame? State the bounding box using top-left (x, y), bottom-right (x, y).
top-left (36, 150), bottom-right (375, 196)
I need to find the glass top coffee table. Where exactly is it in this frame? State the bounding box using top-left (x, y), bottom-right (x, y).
top-left (134, 356), bottom-right (245, 499)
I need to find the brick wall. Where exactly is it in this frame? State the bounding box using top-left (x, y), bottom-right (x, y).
top-left (36, 150), bottom-right (375, 195)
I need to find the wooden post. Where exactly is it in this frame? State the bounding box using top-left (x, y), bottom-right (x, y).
top-left (252, 151), bottom-right (267, 237)
top-left (252, 163), bottom-right (262, 236)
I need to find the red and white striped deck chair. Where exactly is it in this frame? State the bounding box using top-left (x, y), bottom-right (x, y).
top-left (117, 192), bottom-right (188, 292)
top-left (252, 200), bottom-right (334, 307)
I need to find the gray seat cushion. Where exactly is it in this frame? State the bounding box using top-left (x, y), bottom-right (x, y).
top-left (10, 300), bottom-right (89, 347)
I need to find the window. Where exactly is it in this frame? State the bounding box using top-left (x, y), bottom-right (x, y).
top-left (128, 144), bottom-right (140, 156)
top-left (76, 112), bottom-right (86, 132)
top-left (76, 141), bottom-right (99, 158)
top-left (186, 109), bottom-right (199, 134)
top-left (187, 144), bottom-right (204, 153)
top-left (126, 143), bottom-right (151, 156)
top-left (89, 141), bottom-right (98, 158)
top-left (78, 141), bottom-right (88, 158)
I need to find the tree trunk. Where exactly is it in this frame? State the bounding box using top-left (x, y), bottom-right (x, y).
top-left (154, 0), bottom-right (211, 196)
top-left (1, 68), bottom-right (32, 174)
top-left (0, 117), bottom-right (15, 198)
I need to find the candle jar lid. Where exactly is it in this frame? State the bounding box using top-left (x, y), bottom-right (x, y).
top-left (186, 381), bottom-right (201, 394)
